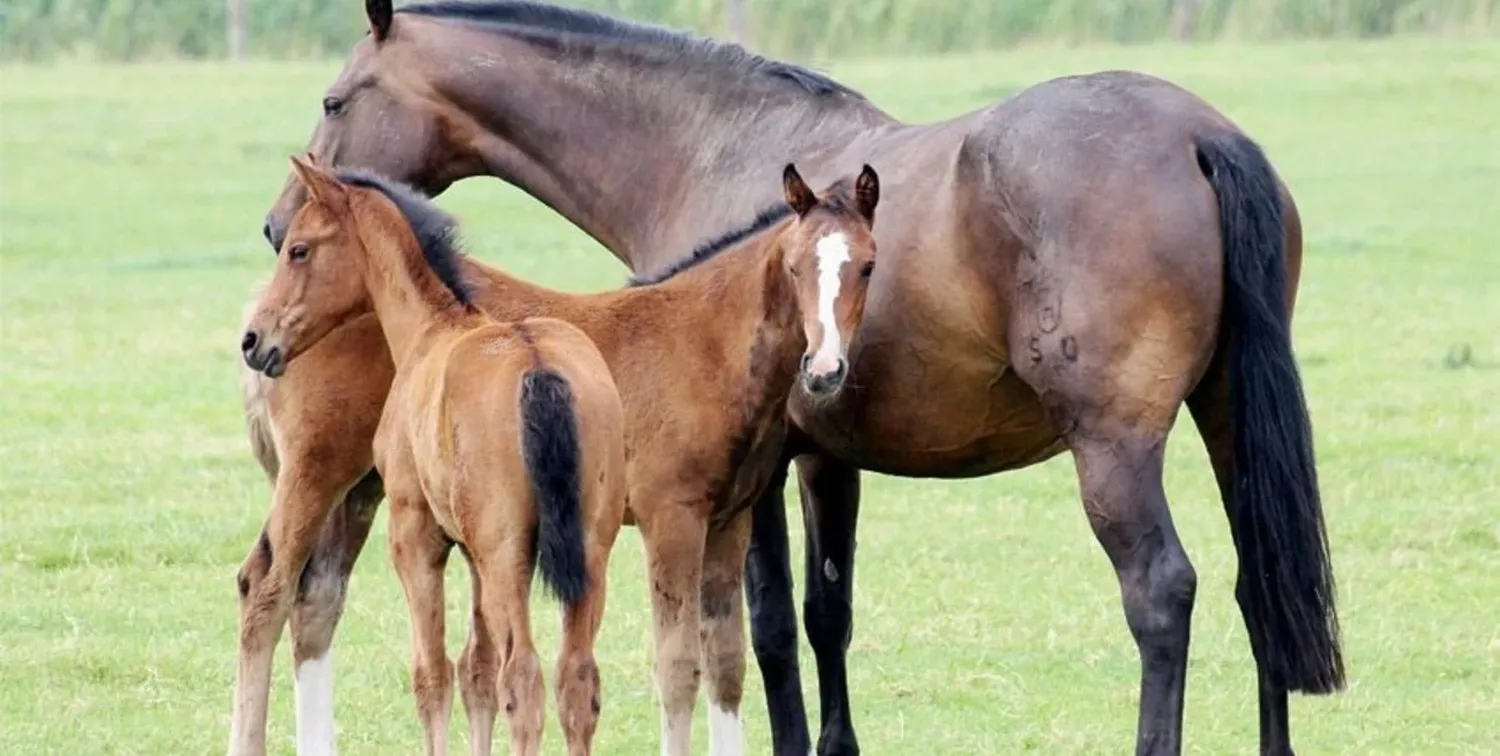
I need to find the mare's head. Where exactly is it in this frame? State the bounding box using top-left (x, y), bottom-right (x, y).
top-left (262, 0), bottom-right (476, 249)
top-left (779, 164), bottom-right (880, 398)
top-left (243, 155), bottom-right (443, 377)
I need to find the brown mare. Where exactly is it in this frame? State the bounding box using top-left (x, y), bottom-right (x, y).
top-left (232, 158), bottom-right (882, 755)
top-left (242, 156), bottom-right (628, 755)
top-left (252, 2), bottom-right (1344, 754)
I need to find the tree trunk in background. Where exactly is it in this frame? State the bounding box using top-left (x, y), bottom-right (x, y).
top-left (227, 0), bottom-right (247, 60)
top-left (725, 0), bottom-right (750, 46)
top-left (1171, 0), bottom-right (1202, 41)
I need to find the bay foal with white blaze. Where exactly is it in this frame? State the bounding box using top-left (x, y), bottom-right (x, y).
top-left (230, 162), bottom-right (882, 755)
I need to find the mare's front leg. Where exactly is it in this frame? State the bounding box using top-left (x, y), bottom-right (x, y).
top-left (387, 492), bottom-right (457, 756)
top-left (228, 451), bottom-right (371, 756)
top-left (744, 457), bottom-right (813, 756)
top-left (288, 471), bottom-right (383, 756)
top-left (796, 452), bottom-right (863, 756)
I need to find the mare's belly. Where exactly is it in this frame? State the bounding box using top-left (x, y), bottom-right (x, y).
top-left (790, 309), bottom-right (1065, 479)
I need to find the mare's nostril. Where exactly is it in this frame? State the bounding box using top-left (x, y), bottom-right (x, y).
top-left (800, 354), bottom-right (811, 373)
top-left (262, 221), bottom-right (274, 247)
top-left (241, 331), bottom-right (258, 353)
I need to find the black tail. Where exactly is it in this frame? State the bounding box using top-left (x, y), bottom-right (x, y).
top-left (518, 368), bottom-right (589, 606)
top-left (1196, 132), bottom-right (1345, 694)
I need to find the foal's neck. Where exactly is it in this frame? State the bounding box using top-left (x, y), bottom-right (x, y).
top-left (355, 222), bottom-right (477, 366)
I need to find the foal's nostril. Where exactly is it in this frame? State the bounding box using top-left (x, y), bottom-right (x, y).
top-left (800, 354), bottom-right (811, 373)
top-left (241, 331), bottom-right (259, 353)
top-left (262, 221), bottom-right (274, 247)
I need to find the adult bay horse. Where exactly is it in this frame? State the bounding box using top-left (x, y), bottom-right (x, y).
top-left (254, 2), bottom-right (1344, 754)
top-left (232, 159), bottom-right (883, 756)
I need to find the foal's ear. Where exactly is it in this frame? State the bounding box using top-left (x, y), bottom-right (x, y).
top-left (783, 164), bottom-right (818, 217)
top-left (854, 164), bottom-right (879, 222)
top-left (289, 154), bottom-right (347, 207)
top-left (367, 0), bottom-right (394, 43)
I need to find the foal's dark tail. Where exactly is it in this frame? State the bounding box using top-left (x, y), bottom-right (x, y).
top-left (1195, 131), bottom-right (1345, 694)
top-left (519, 368), bottom-right (589, 606)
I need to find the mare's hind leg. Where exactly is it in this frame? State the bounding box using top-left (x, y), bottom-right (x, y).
top-left (1009, 266), bottom-right (1211, 754)
top-left (1068, 420), bottom-right (1196, 755)
top-left (288, 471), bottom-right (383, 756)
top-left (745, 459), bottom-right (813, 756)
top-left (1187, 358), bottom-right (1294, 755)
top-left (795, 452), bottom-right (862, 756)
top-left (701, 511), bottom-right (753, 756)
top-left (387, 493), bottom-right (456, 756)
top-left (457, 553), bottom-right (500, 756)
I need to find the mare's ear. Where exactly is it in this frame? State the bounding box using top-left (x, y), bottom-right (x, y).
top-left (854, 164), bottom-right (879, 222)
top-left (783, 164), bottom-right (818, 217)
top-left (367, 0), bottom-right (394, 43)
top-left (290, 154), bottom-right (348, 208)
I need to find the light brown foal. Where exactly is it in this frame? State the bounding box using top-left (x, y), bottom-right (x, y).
top-left (241, 156), bottom-right (626, 755)
top-left (230, 161), bottom-right (881, 755)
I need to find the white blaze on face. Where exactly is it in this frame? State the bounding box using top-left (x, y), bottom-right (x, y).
top-left (809, 232), bottom-right (851, 376)
top-left (708, 703), bottom-right (744, 756)
top-left (295, 653), bottom-right (337, 756)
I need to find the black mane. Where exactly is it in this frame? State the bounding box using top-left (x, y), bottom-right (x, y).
top-left (396, 0), bottom-right (864, 99)
top-left (336, 168), bottom-right (473, 308)
top-left (628, 203), bottom-right (791, 287)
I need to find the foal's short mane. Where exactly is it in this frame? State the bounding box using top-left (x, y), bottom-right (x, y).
top-left (336, 169), bottom-right (474, 308)
top-left (396, 0), bottom-right (865, 100)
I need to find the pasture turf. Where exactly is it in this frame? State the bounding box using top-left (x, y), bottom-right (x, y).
top-left (2, 38), bottom-right (1497, 754)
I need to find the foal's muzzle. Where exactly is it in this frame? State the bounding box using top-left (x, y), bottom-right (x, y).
top-left (241, 330), bottom-right (285, 378)
top-left (800, 354), bottom-right (848, 397)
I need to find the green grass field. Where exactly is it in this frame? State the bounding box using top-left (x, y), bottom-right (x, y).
top-left (2, 38), bottom-right (1498, 754)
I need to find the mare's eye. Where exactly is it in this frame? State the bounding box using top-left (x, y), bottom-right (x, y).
top-left (322, 97), bottom-right (345, 117)
top-left (288, 243), bottom-right (311, 262)
top-left (860, 262), bottom-right (875, 279)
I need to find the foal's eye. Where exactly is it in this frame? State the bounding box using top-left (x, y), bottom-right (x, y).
top-left (322, 96), bottom-right (344, 117)
top-left (860, 262), bottom-right (875, 279)
top-left (288, 243), bottom-right (310, 262)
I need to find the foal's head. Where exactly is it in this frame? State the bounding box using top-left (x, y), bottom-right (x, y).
top-left (779, 164), bottom-right (880, 398)
top-left (242, 155), bottom-right (434, 377)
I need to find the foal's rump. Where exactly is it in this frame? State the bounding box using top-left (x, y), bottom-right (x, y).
top-left (447, 317), bottom-right (626, 605)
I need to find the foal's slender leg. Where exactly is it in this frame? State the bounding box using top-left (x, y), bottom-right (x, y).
top-left (288, 471), bottom-right (383, 756)
top-left (640, 502), bottom-right (708, 756)
top-left (388, 494), bottom-right (456, 756)
top-left (796, 453), bottom-right (862, 756)
top-left (744, 460), bottom-right (813, 756)
top-left (1068, 421), bottom-right (1196, 756)
top-left (1187, 360), bottom-right (1294, 755)
top-left (456, 552), bottom-right (500, 756)
top-left (229, 465), bottom-right (361, 756)
top-left (554, 547), bottom-right (609, 756)
top-left (701, 512), bottom-right (753, 756)
top-left (474, 541), bottom-right (545, 756)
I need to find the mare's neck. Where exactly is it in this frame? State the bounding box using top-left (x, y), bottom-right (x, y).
top-left (353, 214), bottom-right (475, 365)
top-left (406, 17), bottom-right (895, 274)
